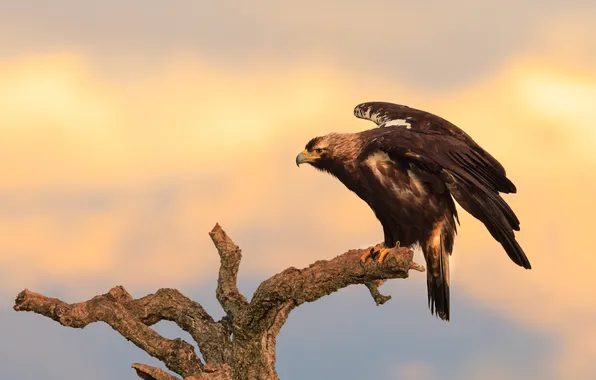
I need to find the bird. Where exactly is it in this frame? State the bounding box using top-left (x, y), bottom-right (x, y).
top-left (295, 101), bottom-right (531, 321)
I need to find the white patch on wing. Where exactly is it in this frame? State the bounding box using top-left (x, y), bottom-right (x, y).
top-left (355, 105), bottom-right (375, 123)
top-left (359, 108), bottom-right (370, 120)
top-left (372, 112), bottom-right (382, 124)
top-left (383, 118), bottom-right (412, 128)
top-left (367, 111), bottom-right (383, 125)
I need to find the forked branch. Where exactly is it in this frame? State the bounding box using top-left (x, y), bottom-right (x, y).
top-left (14, 224), bottom-right (423, 380)
top-left (209, 224), bottom-right (249, 320)
top-left (14, 287), bottom-right (204, 377)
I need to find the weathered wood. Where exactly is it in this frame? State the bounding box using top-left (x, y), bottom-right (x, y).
top-left (14, 224), bottom-right (422, 380)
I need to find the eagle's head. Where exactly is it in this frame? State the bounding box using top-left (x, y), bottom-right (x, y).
top-left (295, 133), bottom-right (359, 171)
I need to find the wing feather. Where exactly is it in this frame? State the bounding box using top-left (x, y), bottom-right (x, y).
top-left (355, 103), bottom-right (530, 269)
top-left (355, 101), bottom-right (516, 193)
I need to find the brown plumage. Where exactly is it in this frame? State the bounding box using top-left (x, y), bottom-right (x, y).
top-left (296, 102), bottom-right (531, 321)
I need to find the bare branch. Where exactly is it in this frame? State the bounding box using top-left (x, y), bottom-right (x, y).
top-left (132, 363), bottom-right (181, 380)
top-left (14, 224), bottom-right (424, 380)
top-left (132, 362), bottom-right (234, 380)
top-left (14, 287), bottom-right (204, 377)
top-left (185, 364), bottom-right (234, 380)
top-left (130, 288), bottom-right (231, 364)
top-left (209, 224), bottom-right (249, 319)
top-left (365, 280), bottom-right (392, 305)
top-left (409, 261), bottom-right (426, 272)
top-left (244, 246), bottom-right (419, 334)
top-left (228, 243), bottom-right (421, 379)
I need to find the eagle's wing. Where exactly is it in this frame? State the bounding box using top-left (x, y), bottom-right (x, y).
top-left (354, 102), bottom-right (516, 194)
top-left (356, 108), bottom-right (531, 270)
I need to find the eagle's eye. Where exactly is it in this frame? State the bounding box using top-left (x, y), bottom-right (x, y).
top-left (315, 148), bottom-right (323, 154)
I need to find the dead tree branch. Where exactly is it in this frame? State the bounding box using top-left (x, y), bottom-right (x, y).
top-left (14, 223), bottom-right (423, 380)
top-left (14, 287), bottom-right (204, 377)
top-left (209, 224), bottom-right (249, 320)
top-left (130, 288), bottom-right (231, 364)
top-left (132, 363), bottom-right (181, 380)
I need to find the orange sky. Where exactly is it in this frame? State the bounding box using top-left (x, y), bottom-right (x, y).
top-left (2, 51), bottom-right (595, 378)
top-left (1, 2), bottom-right (596, 379)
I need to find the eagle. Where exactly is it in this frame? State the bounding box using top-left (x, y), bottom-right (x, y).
top-left (296, 102), bottom-right (531, 321)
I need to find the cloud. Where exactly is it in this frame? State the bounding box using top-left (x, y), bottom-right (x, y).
top-left (391, 362), bottom-right (435, 380)
top-left (431, 59), bottom-right (596, 378)
top-left (2, 1), bottom-right (596, 89)
top-left (1, 48), bottom-right (595, 378)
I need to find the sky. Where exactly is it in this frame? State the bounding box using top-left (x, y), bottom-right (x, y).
top-left (1, 1), bottom-right (595, 379)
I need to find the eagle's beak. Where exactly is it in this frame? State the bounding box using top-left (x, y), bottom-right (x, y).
top-left (296, 150), bottom-right (308, 167)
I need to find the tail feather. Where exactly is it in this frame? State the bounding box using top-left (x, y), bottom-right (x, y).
top-left (425, 222), bottom-right (452, 321)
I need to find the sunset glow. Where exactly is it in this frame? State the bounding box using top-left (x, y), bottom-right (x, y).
top-left (1, 2), bottom-right (595, 379)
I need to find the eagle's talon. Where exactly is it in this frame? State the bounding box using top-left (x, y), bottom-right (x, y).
top-left (370, 248), bottom-right (380, 261)
top-left (376, 248), bottom-right (391, 264)
top-left (363, 244), bottom-right (392, 265)
top-left (360, 250), bottom-right (373, 263)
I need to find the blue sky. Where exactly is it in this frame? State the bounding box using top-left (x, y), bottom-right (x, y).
top-left (1, 275), bottom-right (556, 379)
top-left (1, 1), bottom-right (595, 379)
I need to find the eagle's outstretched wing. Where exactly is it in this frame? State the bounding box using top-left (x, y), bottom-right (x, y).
top-left (354, 102), bottom-right (531, 269)
top-left (354, 101), bottom-right (516, 194)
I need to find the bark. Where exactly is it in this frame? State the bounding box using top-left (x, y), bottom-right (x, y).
top-left (14, 223), bottom-right (423, 380)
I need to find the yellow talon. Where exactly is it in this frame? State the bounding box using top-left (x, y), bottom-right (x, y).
top-left (361, 243), bottom-right (400, 265)
top-left (377, 248), bottom-right (391, 264)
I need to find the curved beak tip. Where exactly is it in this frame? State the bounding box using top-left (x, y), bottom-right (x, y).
top-left (296, 151), bottom-right (307, 167)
